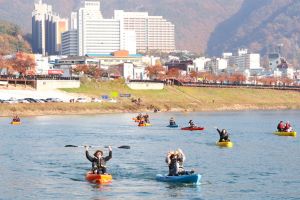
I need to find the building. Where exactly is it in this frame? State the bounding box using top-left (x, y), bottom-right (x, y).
top-left (227, 49), bottom-right (261, 71)
top-left (62, 30), bottom-right (78, 56)
top-left (114, 10), bottom-right (175, 53)
top-left (205, 58), bottom-right (228, 73)
top-left (77, 0), bottom-right (122, 56)
top-left (32, 0), bottom-right (68, 55)
top-left (87, 50), bottom-right (144, 67)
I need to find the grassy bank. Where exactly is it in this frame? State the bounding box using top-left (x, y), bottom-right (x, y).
top-left (1, 79), bottom-right (300, 116)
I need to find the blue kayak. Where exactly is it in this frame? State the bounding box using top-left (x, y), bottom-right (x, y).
top-left (156, 174), bottom-right (201, 185)
top-left (167, 124), bottom-right (179, 128)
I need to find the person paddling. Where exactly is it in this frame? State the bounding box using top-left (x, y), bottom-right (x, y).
top-left (188, 120), bottom-right (195, 128)
top-left (216, 128), bottom-right (230, 142)
top-left (277, 121), bottom-right (285, 132)
top-left (169, 117), bottom-right (176, 126)
top-left (284, 121), bottom-right (293, 132)
top-left (12, 115), bottom-right (20, 122)
top-left (144, 113), bottom-right (150, 123)
top-left (166, 151), bottom-right (179, 176)
top-left (85, 146), bottom-right (112, 174)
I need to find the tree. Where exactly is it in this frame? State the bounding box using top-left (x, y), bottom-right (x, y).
top-left (10, 52), bottom-right (36, 76)
top-left (73, 64), bottom-right (103, 78)
top-left (0, 55), bottom-right (11, 73)
top-left (167, 68), bottom-right (180, 78)
top-left (146, 64), bottom-right (166, 80)
top-left (189, 70), bottom-right (199, 82)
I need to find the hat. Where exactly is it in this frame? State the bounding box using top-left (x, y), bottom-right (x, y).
top-left (94, 150), bottom-right (103, 157)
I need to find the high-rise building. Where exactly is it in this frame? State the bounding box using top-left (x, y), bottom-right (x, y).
top-left (32, 0), bottom-right (68, 55)
top-left (77, 0), bottom-right (122, 56)
top-left (62, 30), bottom-right (78, 56)
top-left (114, 10), bottom-right (175, 53)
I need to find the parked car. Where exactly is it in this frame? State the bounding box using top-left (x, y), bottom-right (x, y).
top-left (91, 98), bottom-right (102, 103)
top-left (76, 98), bottom-right (89, 103)
top-left (18, 99), bottom-right (30, 103)
top-left (24, 98), bottom-right (38, 103)
top-left (46, 98), bottom-right (64, 103)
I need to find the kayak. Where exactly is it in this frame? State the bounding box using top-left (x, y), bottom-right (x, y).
top-left (156, 174), bottom-right (201, 185)
top-left (11, 121), bottom-right (21, 125)
top-left (273, 131), bottom-right (297, 137)
top-left (85, 171), bottom-right (112, 184)
top-left (138, 123), bottom-right (152, 127)
top-left (181, 127), bottom-right (204, 131)
top-left (216, 141), bottom-right (233, 148)
top-left (167, 124), bottom-right (179, 128)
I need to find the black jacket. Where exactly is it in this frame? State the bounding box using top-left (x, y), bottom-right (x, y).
top-left (86, 150), bottom-right (112, 169)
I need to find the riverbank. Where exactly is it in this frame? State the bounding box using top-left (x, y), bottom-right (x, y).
top-left (1, 79), bottom-right (300, 116)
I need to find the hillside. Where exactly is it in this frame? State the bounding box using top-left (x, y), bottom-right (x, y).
top-left (0, 0), bottom-right (243, 53)
top-left (0, 20), bottom-right (31, 55)
top-left (2, 0), bottom-right (300, 59)
top-left (207, 0), bottom-right (300, 64)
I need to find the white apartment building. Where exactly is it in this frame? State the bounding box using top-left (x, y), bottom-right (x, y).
top-left (32, 0), bottom-right (68, 55)
top-left (122, 30), bottom-right (137, 54)
top-left (228, 49), bottom-right (261, 70)
top-left (114, 10), bottom-right (175, 53)
top-left (77, 0), bottom-right (122, 56)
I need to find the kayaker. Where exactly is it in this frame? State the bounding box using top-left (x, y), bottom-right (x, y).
top-left (144, 113), bottom-right (150, 123)
top-left (85, 146), bottom-right (112, 174)
top-left (284, 121), bottom-right (293, 132)
top-left (216, 128), bottom-right (230, 142)
top-left (137, 113), bottom-right (143, 120)
top-left (176, 149), bottom-right (194, 175)
top-left (169, 117), bottom-right (176, 126)
top-left (277, 121), bottom-right (285, 132)
top-left (166, 151), bottom-right (179, 176)
top-left (138, 119), bottom-right (146, 126)
top-left (12, 115), bottom-right (20, 122)
top-left (189, 120), bottom-right (195, 128)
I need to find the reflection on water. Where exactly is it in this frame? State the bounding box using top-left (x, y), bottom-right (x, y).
top-left (0, 110), bottom-right (299, 199)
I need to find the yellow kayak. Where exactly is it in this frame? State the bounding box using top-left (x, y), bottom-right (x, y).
top-left (138, 123), bottom-right (152, 127)
top-left (273, 131), bottom-right (297, 137)
top-left (216, 141), bottom-right (233, 148)
top-left (11, 121), bottom-right (21, 125)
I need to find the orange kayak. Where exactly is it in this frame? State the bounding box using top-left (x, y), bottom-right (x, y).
top-left (85, 171), bottom-right (112, 184)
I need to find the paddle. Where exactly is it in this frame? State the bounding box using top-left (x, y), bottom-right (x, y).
top-left (64, 145), bottom-right (130, 149)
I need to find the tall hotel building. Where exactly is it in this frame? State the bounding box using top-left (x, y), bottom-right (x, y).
top-left (77, 0), bottom-right (121, 56)
top-left (32, 0), bottom-right (68, 55)
top-left (114, 10), bottom-right (175, 53)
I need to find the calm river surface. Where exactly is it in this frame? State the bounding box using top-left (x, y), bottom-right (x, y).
top-left (0, 111), bottom-right (299, 200)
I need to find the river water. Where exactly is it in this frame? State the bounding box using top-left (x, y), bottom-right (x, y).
top-left (0, 111), bottom-right (299, 200)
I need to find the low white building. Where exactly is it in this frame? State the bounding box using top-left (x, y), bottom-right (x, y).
top-left (205, 57), bottom-right (228, 73)
top-left (227, 49), bottom-right (261, 71)
top-left (193, 57), bottom-right (210, 72)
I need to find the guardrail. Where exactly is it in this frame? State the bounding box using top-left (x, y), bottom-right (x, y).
top-left (181, 82), bottom-right (300, 91)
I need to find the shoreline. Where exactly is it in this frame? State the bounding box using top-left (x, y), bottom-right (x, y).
top-left (0, 103), bottom-right (299, 117)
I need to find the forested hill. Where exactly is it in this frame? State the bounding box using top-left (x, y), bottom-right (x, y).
top-left (207, 0), bottom-right (300, 61)
top-left (1, 0), bottom-right (300, 60)
top-left (0, 20), bottom-right (31, 55)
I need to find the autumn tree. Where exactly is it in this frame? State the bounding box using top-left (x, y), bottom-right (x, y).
top-left (0, 55), bottom-right (11, 73)
top-left (167, 68), bottom-right (180, 78)
top-left (73, 64), bottom-right (103, 78)
top-left (10, 52), bottom-right (36, 76)
top-left (146, 64), bottom-right (166, 80)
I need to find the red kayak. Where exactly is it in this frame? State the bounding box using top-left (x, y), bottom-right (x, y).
top-left (181, 127), bottom-right (204, 131)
